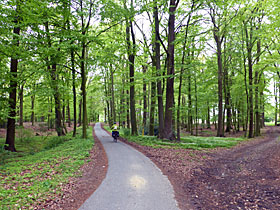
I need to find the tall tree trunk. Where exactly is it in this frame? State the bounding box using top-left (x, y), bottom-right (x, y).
top-left (81, 41), bottom-right (87, 138)
top-left (177, 66), bottom-right (183, 141)
top-left (210, 8), bottom-right (225, 137)
top-left (121, 77), bottom-right (126, 127)
top-left (31, 94), bottom-right (35, 126)
top-left (126, 86), bottom-right (130, 129)
top-left (67, 100), bottom-right (71, 127)
top-left (241, 32), bottom-right (249, 134)
top-left (260, 82), bottom-right (265, 127)
top-left (149, 76), bottom-right (156, 136)
top-left (153, 0), bottom-right (164, 139)
top-left (195, 73), bottom-right (198, 136)
top-left (19, 84), bottom-right (24, 127)
top-left (215, 37), bottom-right (224, 137)
top-left (78, 98), bottom-right (82, 127)
top-left (45, 21), bottom-right (65, 136)
top-left (51, 64), bottom-right (65, 136)
top-left (224, 39), bottom-right (232, 133)
top-left (176, 8), bottom-right (192, 141)
top-left (188, 59), bottom-right (193, 135)
top-left (110, 66), bottom-right (116, 123)
top-left (164, 0), bottom-right (178, 140)
top-left (78, 0), bottom-right (93, 138)
top-left (275, 82), bottom-right (278, 126)
top-left (213, 107), bottom-right (217, 130)
top-left (5, 11), bottom-right (20, 151)
top-left (207, 102), bottom-right (211, 129)
top-left (143, 65), bottom-right (147, 129)
top-left (248, 53), bottom-right (254, 138)
top-left (254, 39), bottom-right (261, 136)
top-left (245, 23), bottom-right (254, 138)
top-left (71, 48), bottom-right (77, 137)
top-left (129, 26), bottom-right (137, 135)
top-left (104, 75), bottom-right (112, 126)
top-left (48, 97), bottom-right (51, 130)
top-left (125, 1), bottom-right (137, 135)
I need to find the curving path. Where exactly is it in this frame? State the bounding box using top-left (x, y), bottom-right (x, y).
top-left (79, 123), bottom-right (179, 210)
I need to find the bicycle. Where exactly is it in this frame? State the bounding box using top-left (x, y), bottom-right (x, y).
top-left (112, 131), bottom-right (119, 142)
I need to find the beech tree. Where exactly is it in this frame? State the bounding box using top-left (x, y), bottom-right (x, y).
top-left (5, 1), bottom-right (21, 151)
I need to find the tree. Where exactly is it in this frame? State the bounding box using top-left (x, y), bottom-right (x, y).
top-left (124, 0), bottom-right (137, 135)
top-left (163, 0), bottom-right (180, 140)
top-left (5, 0), bottom-right (21, 152)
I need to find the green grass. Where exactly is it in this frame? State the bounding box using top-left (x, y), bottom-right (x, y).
top-left (122, 135), bottom-right (245, 149)
top-left (0, 127), bottom-right (94, 209)
top-left (265, 122), bottom-right (276, 126)
top-left (103, 125), bottom-right (245, 150)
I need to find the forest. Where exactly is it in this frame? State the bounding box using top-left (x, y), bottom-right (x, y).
top-left (1, 0), bottom-right (280, 152)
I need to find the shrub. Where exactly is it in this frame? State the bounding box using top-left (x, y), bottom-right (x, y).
top-left (38, 123), bottom-right (48, 132)
top-left (121, 128), bottom-right (130, 136)
top-left (16, 127), bottom-right (34, 143)
top-left (0, 144), bottom-right (9, 165)
top-left (43, 136), bottom-right (71, 150)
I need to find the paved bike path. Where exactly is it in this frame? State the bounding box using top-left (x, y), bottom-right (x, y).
top-left (79, 123), bottom-right (179, 210)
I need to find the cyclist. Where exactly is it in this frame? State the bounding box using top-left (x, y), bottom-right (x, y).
top-left (111, 122), bottom-right (119, 141)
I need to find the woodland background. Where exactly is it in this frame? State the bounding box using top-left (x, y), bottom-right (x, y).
top-left (1, 0), bottom-right (280, 152)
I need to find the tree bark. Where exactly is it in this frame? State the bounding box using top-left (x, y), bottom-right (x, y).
top-left (81, 41), bottom-right (88, 138)
top-left (176, 6), bottom-right (192, 141)
top-left (5, 13), bottom-right (20, 152)
top-left (31, 94), bottom-right (35, 126)
top-left (143, 65), bottom-right (147, 129)
top-left (224, 39), bottom-right (232, 133)
top-left (153, 0), bottom-right (164, 139)
top-left (78, 98), bottom-right (82, 127)
top-left (215, 38), bottom-right (224, 137)
top-left (71, 46), bottom-right (77, 137)
top-left (19, 84), bottom-right (24, 127)
top-left (51, 65), bottom-right (65, 136)
top-left (254, 39), bottom-right (261, 136)
top-left (45, 21), bottom-right (65, 136)
top-left (188, 58), bottom-right (193, 135)
top-left (125, 1), bottom-right (137, 135)
top-left (164, 0), bottom-right (178, 140)
top-left (244, 23), bottom-right (254, 138)
top-left (149, 74), bottom-right (156, 136)
top-left (67, 100), bottom-right (71, 127)
top-left (275, 82), bottom-right (278, 125)
top-left (207, 102), bottom-right (211, 129)
top-left (210, 7), bottom-right (224, 137)
top-left (110, 65), bottom-right (116, 123)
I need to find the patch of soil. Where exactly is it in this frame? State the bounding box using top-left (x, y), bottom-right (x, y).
top-left (185, 126), bottom-right (280, 210)
top-left (33, 124), bottom-right (108, 210)
top-left (0, 122), bottom-right (75, 138)
top-left (101, 124), bottom-right (280, 210)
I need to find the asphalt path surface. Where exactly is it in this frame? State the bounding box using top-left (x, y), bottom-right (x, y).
top-left (79, 123), bottom-right (179, 210)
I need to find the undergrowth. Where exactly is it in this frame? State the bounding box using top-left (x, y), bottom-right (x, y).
top-left (0, 127), bottom-right (94, 209)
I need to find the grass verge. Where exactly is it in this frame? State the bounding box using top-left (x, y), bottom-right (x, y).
top-left (0, 127), bottom-right (93, 209)
top-left (104, 125), bottom-right (245, 150)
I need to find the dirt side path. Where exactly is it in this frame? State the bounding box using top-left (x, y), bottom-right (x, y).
top-left (185, 126), bottom-right (280, 210)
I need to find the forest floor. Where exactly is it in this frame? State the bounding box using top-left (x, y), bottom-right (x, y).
top-left (0, 123), bottom-right (108, 210)
top-left (2, 124), bottom-right (280, 209)
top-left (111, 125), bottom-right (280, 210)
